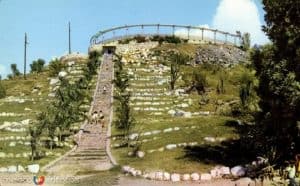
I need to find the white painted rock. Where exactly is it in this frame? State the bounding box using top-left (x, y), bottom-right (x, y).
top-left (219, 166), bottom-right (231, 175)
top-left (201, 173), bottom-right (212, 181)
top-left (155, 171), bottom-right (163, 181)
top-left (28, 164), bottom-right (39, 173)
top-left (183, 112), bottom-right (192, 118)
top-left (143, 132), bottom-right (151, 136)
top-left (9, 141), bottom-right (16, 147)
top-left (182, 174), bottom-right (191, 181)
top-left (181, 103), bottom-right (189, 108)
top-left (129, 133), bottom-right (139, 140)
top-left (163, 172), bottom-right (170, 181)
top-left (191, 173), bottom-right (200, 181)
top-left (129, 168), bottom-right (137, 176)
top-left (231, 166), bottom-right (246, 177)
top-left (136, 170), bottom-right (142, 176)
top-left (136, 151), bottom-right (145, 158)
top-left (0, 167), bottom-right (8, 172)
top-left (0, 152), bottom-right (6, 158)
top-left (7, 166), bottom-right (17, 173)
top-left (171, 173), bottom-right (180, 182)
top-left (204, 137), bottom-right (216, 143)
top-left (168, 110), bottom-right (176, 115)
top-left (58, 71), bottom-right (67, 77)
top-left (50, 78), bottom-right (59, 85)
top-left (166, 144), bottom-right (177, 150)
top-left (149, 172), bottom-right (156, 180)
top-left (210, 169), bottom-right (221, 178)
top-left (18, 165), bottom-right (25, 172)
top-left (122, 165), bottom-right (131, 173)
top-left (163, 128), bottom-right (173, 133)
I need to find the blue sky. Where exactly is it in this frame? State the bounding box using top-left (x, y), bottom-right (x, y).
top-left (0, 0), bottom-right (266, 78)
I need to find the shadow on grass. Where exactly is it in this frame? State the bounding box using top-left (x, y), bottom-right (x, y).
top-left (180, 120), bottom-right (256, 167)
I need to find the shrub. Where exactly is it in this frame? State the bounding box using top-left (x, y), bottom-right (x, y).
top-left (0, 82), bottom-right (6, 99)
top-left (10, 63), bottom-right (21, 77)
top-left (48, 58), bottom-right (65, 77)
top-left (241, 32), bottom-right (250, 51)
top-left (134, 35), bottom-right (146, 43)
top-left (30, 58), bottom-right (45, 73)
top-left (165, 36), bottom-right (181, 44)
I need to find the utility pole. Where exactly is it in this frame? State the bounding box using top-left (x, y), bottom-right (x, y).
top-left (24, 33), bottom-right (28, 79)
top-left (68, 21), bottom-right (71, 54)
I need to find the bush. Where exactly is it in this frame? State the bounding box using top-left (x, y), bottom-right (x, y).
top-left (9, 63), bottom-right (21, 78)
top-left (164, 36), bottom-right (181, 44)
top-left (30, 59), bottom-right (45, 73)
top-left (150, 35), bottom-right (182, 44)
top-left (48, 58), bottom-right (65, 77)
top-left (0, 82), bottom-right (6, 99)
top-left (134, 35), bottom-right (146, 43)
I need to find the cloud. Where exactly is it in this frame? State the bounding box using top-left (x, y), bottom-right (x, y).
top-left (212, 0), bottom-right (268, 45)
top-left (0, 64), bottom-right (7, 78)
top-left (174, 24), bottom-right (214, 39)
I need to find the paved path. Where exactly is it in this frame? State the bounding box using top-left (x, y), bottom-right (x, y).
top-left (46, 53), bottom-right (115, 176)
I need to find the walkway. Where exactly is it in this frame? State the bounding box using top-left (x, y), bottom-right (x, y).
top-left (46, 53), bottom-right (115, 175)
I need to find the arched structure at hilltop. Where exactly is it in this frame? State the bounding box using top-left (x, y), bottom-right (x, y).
top-left (90, 24), bottom-right (242, 46)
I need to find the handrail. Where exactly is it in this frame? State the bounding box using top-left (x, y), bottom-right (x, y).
top-left (90, 24), bottom-right (242, 46)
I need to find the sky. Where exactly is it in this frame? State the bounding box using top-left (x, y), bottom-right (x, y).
top-left (0, 0), bottom-right (268, 78)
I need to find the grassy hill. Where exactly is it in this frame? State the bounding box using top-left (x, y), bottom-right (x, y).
top-left (111, 42), bottom-right (257, 174)
top-left (0, 56), bottom-right (98, 169)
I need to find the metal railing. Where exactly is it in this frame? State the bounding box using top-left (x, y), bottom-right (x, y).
top-left (90, 24), bottom-right (242, 46)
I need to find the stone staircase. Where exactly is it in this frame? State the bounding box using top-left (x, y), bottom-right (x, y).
top-left (45, 54), bottom-right (115, 175)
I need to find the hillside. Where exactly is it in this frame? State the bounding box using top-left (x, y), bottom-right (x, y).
top-left (111, 41), bottom-right (256, 174)
top-left (0, 55), bottom-right (98, 170)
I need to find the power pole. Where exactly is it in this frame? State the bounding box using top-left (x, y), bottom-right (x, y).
top-left (24, 33), bottom-right (28, 79)
top-left (68, 21), bottom-right (71, 54)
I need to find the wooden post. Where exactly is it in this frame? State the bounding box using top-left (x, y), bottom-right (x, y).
top-left (157, 24), bottom-right (160, 35)
top-left (68, 22), bottom-right (71, 54)
top-left (201, 28), bottom-right (204, 40)
top-left (24, 33), bottom-right (28, 80)
top-left (187, 26), bottom-right (190, 40)
top-left (141, 25), bottom-right (144, 35)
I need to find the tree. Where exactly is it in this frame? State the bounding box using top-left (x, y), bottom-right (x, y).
top-left (30, 58), bottom-right (45, 73)
top-left (169, 52), bottom-right (188, 90)
top-left (250, 0), bottom-right (300, 164)
top-left (0, 76), bottom-right (6, 99)
top-left (48, 58), bottom-right (65, 77)
top-left (184, 68), bottom-right (208, 95)
top-left (10, 64), bottom-right (21, 77)
top-left (29, 112), bottom-right (48, 161)
top-left (239, 70), bottom-right (256, 110)
top-left (242, 32), bottom-right (251, 51)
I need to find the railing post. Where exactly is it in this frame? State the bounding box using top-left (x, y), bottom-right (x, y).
top-left (201, 28), bottom-right (204, 40)
top-left (234, 36), bottom-right (236, 45)
top-left (125, 25), bottom-right (128, 37)
top-left (157, 24), bottom-right (160, 35)
top-left (214, 30), bottom-right (217, 44)
top-left (172, 25), bottom-right (175, 36)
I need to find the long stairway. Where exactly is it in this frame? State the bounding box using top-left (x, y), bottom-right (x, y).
top-left (46, 53), bottom-right (114, 175)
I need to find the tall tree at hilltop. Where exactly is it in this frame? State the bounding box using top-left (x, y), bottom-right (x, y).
top-left (250, 0), bottom-right (300, 164)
